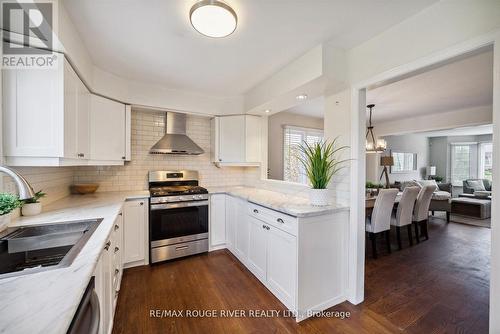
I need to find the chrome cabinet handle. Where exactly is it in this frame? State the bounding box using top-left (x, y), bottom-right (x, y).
top-left (277, 218), bottom-right (284, 224)
top-left (119, 212), bottom-right (123, 216)
top-left (140, 202), bottom-right (144, 206)
top-left (114, 246), bottom-right (119, 253)
top-left (77, 153), bottom-right (84, 158)
top-left (114, 224), bottom-right (119, 231)
top-left (122, 156), bottom-right (126, 160)
top-left (104, 241), bottom-right (111, 251)
top-left (262, 224), bottom-right (266, 229)
top-left (115, 268), bottom-right (119, 275)
top-left (175, 245), bottom-right (189, 251)
top-left (253, 209), bottom-right (258, 213)
top-left (266, 226), bottom-right (270, 230)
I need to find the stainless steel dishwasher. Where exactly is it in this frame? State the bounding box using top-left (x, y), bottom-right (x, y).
top-left (67, 276), bottom-right (100, 334)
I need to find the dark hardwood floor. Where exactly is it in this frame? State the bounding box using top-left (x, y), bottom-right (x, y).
top-left (112, 214), bottom-right (490, 334)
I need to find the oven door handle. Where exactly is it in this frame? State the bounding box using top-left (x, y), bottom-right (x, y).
top-left (150, 200), bottom-right (209, 210)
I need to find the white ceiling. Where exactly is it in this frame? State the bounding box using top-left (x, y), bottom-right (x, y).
top-left (63, 0), bottom-right (437, 96)
top-left (367, 49), bottom-right (494, 123)
top-left (283, 96), bottom-right (324, 118)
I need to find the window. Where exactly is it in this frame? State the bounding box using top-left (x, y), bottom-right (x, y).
top-left (479, 142), bottom-right (493, 181)
top-left (451, 144), bottom-right (472, 186)
top-left (283, 126), bottom-right (324, 184)
top-left (391, 152), bottom-right (417, 173)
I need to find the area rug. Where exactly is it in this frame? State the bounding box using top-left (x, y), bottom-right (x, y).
top-left (450, 214), bottom-right (491, 228)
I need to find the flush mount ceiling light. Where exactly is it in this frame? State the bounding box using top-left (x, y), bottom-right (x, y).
top-left (190, 0), bottom-right (237, 38)
top-left (296, 94), bottom-right (308, 101)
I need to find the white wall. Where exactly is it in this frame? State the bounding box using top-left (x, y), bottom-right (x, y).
top-left (366, 134), bottom-right (429, 183)
top-left (429, 133), bottom-right (493, 182)
top-left (267, 112), bottom-right (324, 181)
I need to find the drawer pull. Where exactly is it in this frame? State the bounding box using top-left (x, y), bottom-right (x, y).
top-left (119, 212), bottom-right (123, 216)
top-left (140, 202), bottom-right (144, 206)
top-left (277, 218), bottom-right (284, 224)
top-left (262, 224), bottom-right (266, 229)
top-left (115, 268), bottom-right (119, 275)
top-left (114, 224), bottom-right (119, 231)
top-left (104, 241), bottom-right (111, 251)
top-left (114, 246), bottom-right (120, 253)
top-left (175, 245), bottom-right (189, 251)
top-left (265, 226), bottom-right (270, 230)
top-left (253, 209), bottom-right (259, 213)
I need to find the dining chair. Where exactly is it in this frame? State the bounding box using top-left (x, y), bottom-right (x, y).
top-left (413, 184), bottom-right (437, 243)
top-left (390, 186), bottom-right (420, 250)
top-left (366, 188), bottom-right (399, 258)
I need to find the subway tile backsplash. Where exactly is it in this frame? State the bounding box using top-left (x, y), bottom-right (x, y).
top-left (74, 111), bottom-right (260, 191)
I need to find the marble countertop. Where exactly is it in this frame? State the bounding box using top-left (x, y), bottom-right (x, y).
top-left (0, 191), bottom-right (149, 334)
top-left (207, 186), bottom-right (349, 218)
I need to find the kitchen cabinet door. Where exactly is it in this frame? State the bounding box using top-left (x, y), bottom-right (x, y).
top-left (247, 215), bottom-right (268, 282)
top-left (76, 78), bottom-right (90, 159)
top-left (210, 194), bottom-right (226, 248)
top-left (245, 115), bottom-right (261, 163)
top-left (225, 196), bottom-right (237, 252)
top-left (123, 200), bottom-right (147, 267)
top-left (2, 63), bottom-right (64, 157)
top-left (218, 116), bottom-right (245, 163)
top-left (90, 94), bottom-right (126, 161)
top-left (94, 237), bottom-right (113, 334)
top-left (234, 209), bottom-right (250, 263)
top-left (266, 226), bottom-right (297, 309)
top-left (63, 61), bottom-right (79, 159)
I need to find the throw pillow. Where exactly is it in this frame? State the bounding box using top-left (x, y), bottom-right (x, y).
top-left (467, 180), bottom-right (486, 192)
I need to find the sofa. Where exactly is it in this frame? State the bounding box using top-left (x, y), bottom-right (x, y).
top-left (462, 179), bottom-right (492, 199)
top-left (395, 180), bottom-right (452, 222)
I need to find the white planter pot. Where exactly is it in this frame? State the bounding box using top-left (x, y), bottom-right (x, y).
top-left (309, 188), bottom-right (330, 206)
top-left (21, 202), bottom-right (42, 216)
top-left (0, 213), bottom-right (12, 232)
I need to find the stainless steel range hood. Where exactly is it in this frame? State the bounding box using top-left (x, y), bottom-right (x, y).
top-left (149, 112), bottom-right (204, 155)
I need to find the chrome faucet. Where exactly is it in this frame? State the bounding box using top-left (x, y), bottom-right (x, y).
top-left (0, 166), bottom-right (36, 200)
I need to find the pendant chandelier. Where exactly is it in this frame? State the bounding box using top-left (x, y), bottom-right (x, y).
top-left (366, 104), bottom-right (386, 153)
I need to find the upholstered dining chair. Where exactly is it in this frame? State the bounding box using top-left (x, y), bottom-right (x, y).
top-left (390, 186), bottom-right (420, 250)
top-left (366, 188), bottom-right (399, 258)
top-left (413, 185), bottom-right (437, 243)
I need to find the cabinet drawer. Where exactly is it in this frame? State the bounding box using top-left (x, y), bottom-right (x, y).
top-left (248, 203), bottom-right (297, 236)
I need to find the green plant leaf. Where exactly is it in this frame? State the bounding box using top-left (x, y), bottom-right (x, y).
top-left (296, 137), bottom-right (350, 189)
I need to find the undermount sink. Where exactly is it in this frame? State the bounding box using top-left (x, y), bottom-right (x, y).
top-left (0, 219), bottom-right (102, 279)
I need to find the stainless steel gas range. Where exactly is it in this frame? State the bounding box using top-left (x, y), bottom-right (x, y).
top-left (148, 170), bottom-right (209, 263)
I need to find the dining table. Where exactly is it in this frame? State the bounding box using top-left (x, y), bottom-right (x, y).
top-left (366, 192), bottom-right (402, 216)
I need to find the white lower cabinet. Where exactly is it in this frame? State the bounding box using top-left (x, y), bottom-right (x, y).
top-left (94, 209), bottom-right (126, 334)
top-left (209, 194), bottom-right (226, 249)
top-left (210, 194), bottom-right (348, 322)
top-left (122, 199), bottom-right (148, 268)
top-left (247, 215), bottom-right (268, 282)
top-left (266, 224), bottom-right (297, 309)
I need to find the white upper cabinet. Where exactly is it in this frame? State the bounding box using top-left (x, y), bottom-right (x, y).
top-left (211, 115), bottom-right (262, 166)
top-left (2, 55), bottom-right (130, 166)
top-left (64, 63), bottom-right (90, 160)
top-left (90, 95), bottom-right (128, 162)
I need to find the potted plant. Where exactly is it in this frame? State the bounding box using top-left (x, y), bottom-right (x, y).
top-left (21, 190), bottom-right (46, 216)
top-left (298, 138), bottom-right (349, 206)
top-left (0, 193), bottom-right (22, 229)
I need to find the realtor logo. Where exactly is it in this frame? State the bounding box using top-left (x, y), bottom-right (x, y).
top-left (1, 1), bottom-right (57, 68)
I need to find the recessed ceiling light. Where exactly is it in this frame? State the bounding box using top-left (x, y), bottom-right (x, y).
top-left (190, 0), bottom-right (237, 38)
top-left (264, 109), bottom-right (271, 113)
top-left (296, 94), bottom-right (308, 101)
